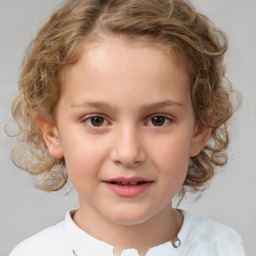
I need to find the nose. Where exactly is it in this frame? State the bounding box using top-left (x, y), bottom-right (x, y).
top-left (110, 125), bottom-right (146, 168)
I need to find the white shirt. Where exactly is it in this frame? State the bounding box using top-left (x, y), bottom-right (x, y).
top-left (9, 210), bottom-right (245, 256)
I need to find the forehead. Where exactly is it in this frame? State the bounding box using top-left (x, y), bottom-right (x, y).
top-left (61, 34), bottom-right (190, 88)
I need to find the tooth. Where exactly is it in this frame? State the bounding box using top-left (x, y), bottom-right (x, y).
top-left (113, 181), bottom-right (143, 185)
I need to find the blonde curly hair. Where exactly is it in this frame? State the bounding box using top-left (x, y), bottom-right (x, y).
top-left (11, 0), bottom-right (239, 195)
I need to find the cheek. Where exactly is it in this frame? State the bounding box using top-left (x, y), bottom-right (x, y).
top-left (150, 133), bottom-right (191, 176)
top-left (154, 139), bottom-right (190, 198)
top-left (62, 139), bottom-right (107, 183)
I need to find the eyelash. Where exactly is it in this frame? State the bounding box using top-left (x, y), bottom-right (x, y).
top-left (82, 114), bottom-right (173, 128)
top-left (82, 115), bottom-right (109, 127)
top-left (145, 115), bottom-right (172, 127)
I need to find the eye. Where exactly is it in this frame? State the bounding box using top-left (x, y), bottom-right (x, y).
top-left (84, 115), bottom-right (108, 127)
top-left (146, 115), bottom-right (171, 126)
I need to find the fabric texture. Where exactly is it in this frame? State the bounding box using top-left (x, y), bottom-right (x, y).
top-left (9, 210), bottom-right (245, 256)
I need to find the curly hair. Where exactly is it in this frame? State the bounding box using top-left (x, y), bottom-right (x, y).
top-left (11, 0), bottom-right (239, 195)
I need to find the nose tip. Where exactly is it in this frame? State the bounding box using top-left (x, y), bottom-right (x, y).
top-left (113, 143), bottom-right (145, 167)
top-left (110, 129), bottom-right (145, 168)
top-left (119, 153), bottom-right (143, 168)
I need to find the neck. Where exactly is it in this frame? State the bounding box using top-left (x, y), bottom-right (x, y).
top-left (73, 199), bottom-right (183, 255)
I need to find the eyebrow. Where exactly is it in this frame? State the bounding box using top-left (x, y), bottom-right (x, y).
top-left (71, 101), bottom-right (113, 109)
top-left (140, 100), bottom-right (185, 112)
top-left (71, 99), bottom-right (184, 111)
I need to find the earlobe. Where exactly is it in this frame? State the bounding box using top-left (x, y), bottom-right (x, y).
top-left (36, 119), bottom-right (64, 159)
top-left (190, 122), bottom-right (212, 157)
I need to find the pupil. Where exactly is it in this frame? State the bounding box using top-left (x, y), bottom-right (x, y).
top-left (91, 116), bottom-right (104, 126)
top-left (152, 116), bottom-right (165, 126)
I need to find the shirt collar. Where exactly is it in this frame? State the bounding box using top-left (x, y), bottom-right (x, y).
top-left (64, 209), bottom-right (191, 256)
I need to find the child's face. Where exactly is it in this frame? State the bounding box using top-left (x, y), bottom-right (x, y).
top-left (43, 36), bottom-right (210, 226)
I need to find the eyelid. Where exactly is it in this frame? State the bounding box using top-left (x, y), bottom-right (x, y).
top-left (145, 114), bottom-right (174, 126)
top-left (82, 114), bottom-right (110, 127)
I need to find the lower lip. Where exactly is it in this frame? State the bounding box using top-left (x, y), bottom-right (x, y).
top-left (104, 182), bottom-right (152, 197)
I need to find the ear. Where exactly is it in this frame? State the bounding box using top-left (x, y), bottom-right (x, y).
top-left (36, 119), bottom-right (64, 159)
top-left (190, 122), bottom-right (212, 157)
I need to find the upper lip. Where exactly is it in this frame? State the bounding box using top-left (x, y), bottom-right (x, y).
top-left (103, 177), bottom-right (153, 185)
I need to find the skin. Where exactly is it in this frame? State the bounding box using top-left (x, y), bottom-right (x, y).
top-left (40, 36), bottom-right (211, 255)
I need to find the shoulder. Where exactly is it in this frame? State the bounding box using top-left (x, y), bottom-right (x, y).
top-left (187, 212), bottom-right (242, 238)
top-left (181, 211), bottom-right (245, 256)
top-left (9, 221), bottom-right (72, 256)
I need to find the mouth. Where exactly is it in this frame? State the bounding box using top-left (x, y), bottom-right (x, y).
top-left (103, 177), bottom-right (153, 186)
top-left (107, 181), bottom-right (150, 186)
top-left (103, 177), bottom-right (153, 197)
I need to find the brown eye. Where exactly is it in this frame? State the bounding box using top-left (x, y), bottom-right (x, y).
top-left (151, 116), bottom-right (165, 126)
top-left (89, 116), bottom-right (105, 127)
top-left (148, 116), bottom-right (171, 126)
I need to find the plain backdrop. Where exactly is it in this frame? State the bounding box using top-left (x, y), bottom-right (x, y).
top-left (0, 0), bottom-right (255, 255)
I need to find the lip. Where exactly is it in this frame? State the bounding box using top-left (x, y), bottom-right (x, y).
top-left (103, 177), bottom-right (153, 197)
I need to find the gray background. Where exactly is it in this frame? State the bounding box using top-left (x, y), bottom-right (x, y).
top-left (0, 0), bottom-right (255, 255)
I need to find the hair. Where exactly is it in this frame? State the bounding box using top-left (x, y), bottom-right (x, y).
top-left (11, 0), bottom-right (239, 196)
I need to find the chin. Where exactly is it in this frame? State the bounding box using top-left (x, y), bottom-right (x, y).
top-left (111, 217), bottom-right (150, 226)
top-left (105, 208), bottom-right (155, 226)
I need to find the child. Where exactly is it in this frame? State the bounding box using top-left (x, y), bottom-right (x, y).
top-left (9, 0), bottom-right (245, 255)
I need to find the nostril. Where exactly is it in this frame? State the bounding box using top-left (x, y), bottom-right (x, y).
top-left (110, 134), bottom-right (146, 167)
